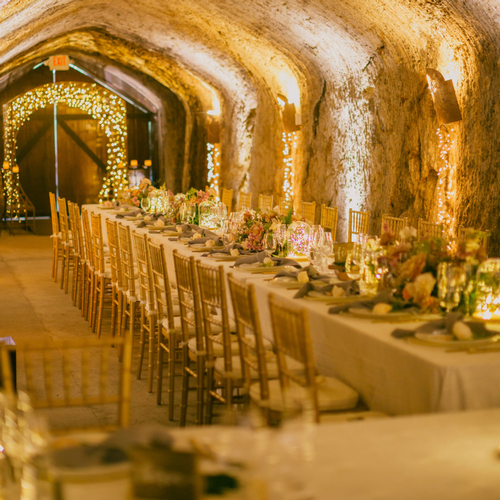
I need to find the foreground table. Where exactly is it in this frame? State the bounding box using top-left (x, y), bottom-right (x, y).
top-left (89, 205), bottom-right (500, 416)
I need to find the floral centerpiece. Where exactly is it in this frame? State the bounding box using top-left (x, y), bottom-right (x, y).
top-left (377, 224), bottom-right (487, 313)
top-left (173, 187), bottom-right (217, 225)
top-left (126, 178), bottom-right (155, 207)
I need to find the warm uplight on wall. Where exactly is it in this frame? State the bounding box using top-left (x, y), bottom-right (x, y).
top-left (427, 68), bottom-right (461, 236)
top-left (207, 113), bottom-right (221, 195)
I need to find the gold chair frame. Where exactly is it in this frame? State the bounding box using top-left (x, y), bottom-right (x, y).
top-left (105, 219), bottom-right (123, 341)
top-left (348, 208), bottom-right (371, 243)
top-left (381, 215), bottom-right (408, 237)
top-left (258, 194), bottom-right (274, 211)
top-left (299, 201), bottom-right (316, 224)
top-left (458, 226), bottom-right (491, 251)
top-left (237, 191), bottom-right (252, 211)
top-left (49, 192), bottom-right (62, 282)
top-left (417, 218), bottom-right (444, 239)
top-left (320, 205), bottom-right (338, 240)
top-left (221, 188), bottom-right (233, 213)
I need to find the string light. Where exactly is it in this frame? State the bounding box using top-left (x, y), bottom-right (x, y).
top-left (3, 82), bottom-right (128, 214)
top-left (282, 131), bottom-right (297, 201)
top-left (435, 124), bottom-right (455, 235)
top-left (207, 143), bottom-right (220, 196)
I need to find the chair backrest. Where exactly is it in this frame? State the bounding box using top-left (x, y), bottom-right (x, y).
top-left (221, 188), bottom-right (233, 213)
top-left (148, 239), bottom-right (176, 330)
top-left (320, 205), bottom-right (338, 240)
top-left (348, 208), bottom-right (371, 243)
top-left (279, 198), bottom-right (293, 216)
top-left (131, 231), bottom-right (156, 312)
top-left (49, 192), bottom-right (59, 236)
top-left (105, 219), bottom-right (123, 290)
top-left (117, 223), bottom-right (137, 297)
top-left (196, 262), bottom-right (232, 370)
top-left (258, 194), bottom-right (274, 211)
top-left (381, 215), bottom-right (408, 237)
top-left (90, 212), bottom-right (106, 276)
top-left (457, 226), bottom-right (491, 252)
top-left (268, 293), bottom-right (319, 422)
top-left (67, 201), bottom-right (79, 255)
top-left (57, 197), bottom-right (70, 244)
top-left (417, 219), bottom-right (444, 239)
top-left (237, 191), bottom-right (252, 211)
top-left (0, 334), bottom-right (133, 433)
top-left (227, 274), bottom-right (271, 412)
top-left (81, 208), bottom-right (94, 268)
top-left (73, 203), bottom-right (86, 261)
top-left (300, 201), bottom-right (316, 224)
top-left (172, 250), bottom-right (204, 349)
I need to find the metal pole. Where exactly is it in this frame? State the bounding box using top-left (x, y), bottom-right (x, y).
top-left (53, 69), bottom-right (60, 202)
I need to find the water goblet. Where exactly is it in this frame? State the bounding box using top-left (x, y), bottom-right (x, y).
top-left (437, 262), bottom-right (467, 314)
top-left (140, 197), bottom-right (150, 212)
top-left (345, 243), bottom-right (364, 281)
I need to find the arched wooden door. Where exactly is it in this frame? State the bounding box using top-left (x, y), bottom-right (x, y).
top-left (17, 104), bottom-right (108, 216)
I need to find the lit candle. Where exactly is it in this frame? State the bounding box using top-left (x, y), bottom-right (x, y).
top-left (2, 161), bottom-right (9, 170)
top-left (130, 160), bottom-right (138, 168)
top-left (144, 160), bottom-right (152, 167)
top-left (12, 166), bottom-right (19, 173)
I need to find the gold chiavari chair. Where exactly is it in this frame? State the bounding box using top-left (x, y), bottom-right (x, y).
top-left (258, 194), bottom-right (274, 211)
top-left (57, 197), bottom-right (74, 293)
top-left (381, 215), bottom-right (408, 237)
top-left (67, 202), bottom-right (82, 307)
top-left (227, 274), bottom-right (280, 426)
top-left (417, 219), bottom-right (444, 239)
top-left (73, 204), bottom-right (87, 312)
top-left (117, 223), bottom-right (141, 362)
top-left (132, 231), bottom-right (158, 392)
top-left (196, 262), bottom-right (241, 425)
top-left (348, 208), bottom-right (371, 243)
top-left (279, 198), bottom-right (293, 215)
top-left (149, 240), bottom-right (182, 417)
top-left (0, 333), bottom-right (133, 434)
top-left (268, 294), bottom-right (369, 423)
top-left (105, 219), bottom-right (123, 340)
top-left (221, 188), bottom-right (233, 213)
top-left (458, 226), bottom-right (491, 252)
top-left (81, 208), bottom-right (95, 322)
top-left (320, 205), bottom-right (338, 240)
top-left (237, 191), bottom-right (252, 211)
top-left (299, 201), bottom-right (316, 224)
top-left (173, 250), bottom-right (206, 427)
top-left (90, 212), bottom-right (112, 338)
top-left (49, 192), bottom-right (62, 282)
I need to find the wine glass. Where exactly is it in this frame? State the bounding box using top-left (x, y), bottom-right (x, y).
top-left (273, 224), bottom-right (287, 257)
top-left (320, 239), bottom-right (333, 273)
top-left (345, 243), bottom-right (364, 280)
top-left (437, 262), bottom-right (467, 314)
top-left (140, 197), bottom-right (150, 212)
top-left (309, 225), bottom-right (324, 250)
top-left (264, 232), bottom-right (276, 256)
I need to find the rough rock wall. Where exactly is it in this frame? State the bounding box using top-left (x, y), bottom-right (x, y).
top-left (1, 1), bottom-right (500, 251)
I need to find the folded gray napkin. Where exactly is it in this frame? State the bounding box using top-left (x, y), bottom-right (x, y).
top-left (188, 236), bottom-right (223, 246)
top-left (276, 265), bottom-right (331, 281)
top-left (391, 312), bottom-right (492, 339)
top-left (329, 289), bottom-right (420, 315)
top-left (206, 243), bottom-right (253, 256)
top-left (234, 251), bottom-right (301, 268)
top-left (294, 279), bottom-right (360, 299)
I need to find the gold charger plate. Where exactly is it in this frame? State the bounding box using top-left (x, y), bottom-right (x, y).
top-left (348, 307), bottom-right (417, 322)
top-left (304, 294), bottom-right (369, 304)
top-left (208, 253), bottom-right (240, 261)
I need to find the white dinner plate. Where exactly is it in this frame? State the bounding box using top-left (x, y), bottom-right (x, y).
top-left (270, 276), bottom-right (302, 288)
top-left (208, 253), bottom-right (240, 261)
top-left (414, 331), bottom-right (499, 347)
top-left (348, 307), bottom-right (418, 321)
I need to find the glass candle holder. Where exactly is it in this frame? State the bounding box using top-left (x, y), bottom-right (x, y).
top-left (287, 222), bottom-right (311, 258)
top-left (473, 258), bottom-right (500, 320)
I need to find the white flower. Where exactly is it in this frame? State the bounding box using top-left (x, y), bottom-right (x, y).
top-left (205, 239), bottom-right (215, 247)
top-left (227, 233), bottom-right (237, 243)
top-left (331, 286), bottom-right (345, 297)
top-left (414, 272), bottom-right (436, 295)
top-left (453, 321), bottom-right (473, 340)
top-left (263, 257), bottom-right (275, 267)
top-left (399, 226), bottom-right (417, 240)
top-left (230, 249), bottom-right (240, 257)
top-left (465, 239), bottom-right (480, 253)
top-left (144, 215), bottom-right (152, 221)
top-left (176, 225), bottom-right (183, 233)
top-left (297, 271), bottom-right (309, 283)
top-left (154, 219), bottom-right (165, 227)
top-left (193, 232), bottom-right (201, 239)
top-left (372, 303), bottom-right (392, 315)
top-left (366, 238), bottom-right (380, 251)
top-left (270, 221), bottom-right (280, 232)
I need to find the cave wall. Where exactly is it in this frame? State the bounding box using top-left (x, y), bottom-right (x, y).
top-left (0, 0), bottom-right (500, 250)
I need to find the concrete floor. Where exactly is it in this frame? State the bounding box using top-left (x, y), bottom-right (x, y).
top-left (0, 230), bottom-right (207, 430)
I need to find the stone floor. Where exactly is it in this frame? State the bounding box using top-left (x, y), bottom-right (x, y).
top-left (0, 230), bottom-right (209, 430)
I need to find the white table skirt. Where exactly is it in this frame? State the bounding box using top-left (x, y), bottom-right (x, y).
top-left (174, 408), bottom-right (500, 500)
top-left (88, 205), bottom-right (500, 416)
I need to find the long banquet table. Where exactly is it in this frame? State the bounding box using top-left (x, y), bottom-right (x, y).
top-left (89, 205), bottom-right (500, 416)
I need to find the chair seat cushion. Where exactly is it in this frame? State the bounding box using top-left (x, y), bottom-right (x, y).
top-left (249, 377), bottom-right (358, 413)
top-left (161, 316), bottom-right (196, 337)
top-left (146, 304), bottom-right (180, 317)
top-left (214, 354), bottom-right (280, 380)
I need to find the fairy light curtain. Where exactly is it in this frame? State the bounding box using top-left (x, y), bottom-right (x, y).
top-left (3, 82), bottom-right (128, 210)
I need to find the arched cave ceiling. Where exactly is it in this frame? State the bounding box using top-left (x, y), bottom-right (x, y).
top-left (0, 0), bottom-right (500, 245)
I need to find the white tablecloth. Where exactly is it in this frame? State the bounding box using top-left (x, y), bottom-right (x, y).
top-left (89, 205), bottom-right (500, 415)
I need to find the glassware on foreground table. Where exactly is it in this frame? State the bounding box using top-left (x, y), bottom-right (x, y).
top-left (287, 222), bottom-right (311, 258)
top-left (345, 243), bottom-right (364, 281)
top-left (180, 203), bottom-right (196, 224)
top-left (437, 262), bottom-right (467, 314)
top-left (473, 258), bottom-right (500, 320)
top-left (320, 238), bottom-right (334, 274)
top-left (140, 197), bottom-right (150, 212)
top-left (274, 224), bottom-right (288, 257)
top-left (264, 232), bottom-right (276, 256)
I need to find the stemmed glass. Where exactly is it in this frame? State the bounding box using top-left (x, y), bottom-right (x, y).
top-left (308, 225), bottom-right (325, 268)
top-left (345, 243), bottom-right (364, 281)
top-left (437, 262), bottom-right (467, 314)
top-left (264, 232), bottom-right (276, 256)
top-left (274, 224), bottom-right (287, 257)
top-left (140, 197), bottom-right (150, 212)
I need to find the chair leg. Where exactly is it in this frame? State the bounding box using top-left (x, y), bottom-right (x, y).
top-left (180, 351), bottom-right (190, 428)
top-left (205, 367), bottom-right (214, 426)
top-left (64, 249), bottom-right (71, 294)
top-left (96, 277), bottom-right (105, 338)
top-left (196, 356), bottom-right (205, 427)
top-left (136, 307), bottom-right (147, 380)
top-left (60, 251), bottom-right (66, 289)
top-left (72, 256), bottom-right (79, 306)
top-left (147, 314), bottom-right (156, 393)
top-left (168, 333), bottom-right (176, 420)
top-left (156, 335), bottom-right (165, 406)
top-left (110, 287), bottom-right (117, 339)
